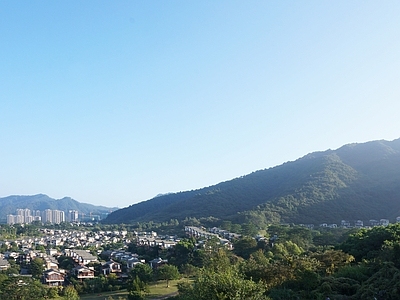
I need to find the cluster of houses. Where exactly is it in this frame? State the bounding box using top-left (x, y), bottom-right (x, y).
top-left (0, 228), bottom-right (183, 287)
top-left (0, 225), bottom-right (241, 287)
top-left (301, 217), bottom-right (400, 229)
top-left (185, 226), bottom-right (240, 250)
top-left (0, 228), bottom-right (131, 250)
top-left (135, 231), bottom-right (178, 249)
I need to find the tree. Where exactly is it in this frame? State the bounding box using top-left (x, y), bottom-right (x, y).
top-left (180, 263), bottom-right (198, 278)
top-left (35, 245), bottom-right (46, 252)
top-left (340, 224), bottom-right (400, 261)
top-left (29, 258), bottom-right (45, 278)
top-left (156, 264), bottom-right (180, 287)
top-left (310, 250), bottom-right (354, 275)
top-left (58, 255), bottom-right (75, 270)
top-left (129, 263), bottom-right (153, 284)
top-left (47, 287), bottom-right (59, 299)
top-left (233, 236), bottom-right (258, 259)
top-left (221, 220), bottom-right (232, 231)
top-left (242, 223), bottom-right (258, 237)
top-left (178, 267), bottom-right (267, 300)
top-left (128, 276), bottom-right (149, 300)
top-left (63, 285), bottom-right (80, 300)
top-left (170, 239), bottom-right (195, 266)
top-left (0, 277), bottom-right (47, 300)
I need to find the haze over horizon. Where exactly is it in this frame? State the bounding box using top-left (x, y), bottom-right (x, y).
top-left (1, 1), bottom-right (399, 208)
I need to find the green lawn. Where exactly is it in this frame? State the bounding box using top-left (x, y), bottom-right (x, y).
top-left (78, 289), bottom-right (128, 300)
top-left (77, 279), bottom-right (185, 300)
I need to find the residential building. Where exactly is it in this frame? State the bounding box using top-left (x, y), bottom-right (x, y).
top-left (42, 269), bottom-right (65, 286)
top-left (72, 266), bottom-right (95, 280)
top-left (101, 260), bottom-right (122, 276)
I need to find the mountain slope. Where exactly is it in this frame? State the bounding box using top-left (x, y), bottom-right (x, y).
top-left (104, 138), bottom-right (400, 225)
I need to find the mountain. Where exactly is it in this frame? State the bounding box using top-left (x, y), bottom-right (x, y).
top-left (104, 138), bottom-right (400, 225)
top-left (0, 194), bottom-right (117, 222)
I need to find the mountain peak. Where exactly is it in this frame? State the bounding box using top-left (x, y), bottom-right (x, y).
top-left (104, 138), bottom-right (400, 225)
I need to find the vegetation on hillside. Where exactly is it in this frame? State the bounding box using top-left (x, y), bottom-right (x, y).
top-left (105, 139), bottom-right (400, 225)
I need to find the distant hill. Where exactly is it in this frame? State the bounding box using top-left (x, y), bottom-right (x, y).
top-left (0, 194), bottom-right (117, 222)
top-left (104, 138), bottom-right (400, 225)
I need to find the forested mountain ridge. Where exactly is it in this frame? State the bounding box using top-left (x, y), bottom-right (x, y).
top-left (104, 138), bottom-right (400, 225)
top-left (0, 194), bottom-right (117, 221)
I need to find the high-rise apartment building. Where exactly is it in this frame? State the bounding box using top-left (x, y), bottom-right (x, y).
top-left (52, 210), bottom-right (65, 224)
top-left (69, 210), bottom-right (79, 222)
top-left (7, 208), bottom-right (72, 225)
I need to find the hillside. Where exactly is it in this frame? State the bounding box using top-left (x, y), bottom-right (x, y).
top-left (104, 138), bottom-right (400, 225)
top-left (0, 194), bottom-right (117, 222)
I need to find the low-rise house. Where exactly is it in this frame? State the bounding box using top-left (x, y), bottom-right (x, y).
top-left (341, 220), bottom-right (351, 228)
top-left (370, 219), bottom-right (380, 226)
top-left (4, 251), bottom-right (19, 259)
top-left (380, 219), bottom-right (390, 226)
top-left (46, 249), bottom-right (58, 256)
top-left (126, 257), bottom-right (143, 270)
top-left (72, 266), bottom-right (95, 280)
top-left (44, 256), bottom-right (59, 270)
top-left (355, 220), bottom-right (364, 228)
top-left (42, 269), bottom-right (65, 286)
top-left (64, 249), bottom-right (98, 265)
top-left (162, 241), bottom-right (177, 249)
top-left (101, 260), bottom-right (122, 276)
top-left (0, 259), bottom-right (10, 271)
top-left (149, 258), bottom-right (168, 269)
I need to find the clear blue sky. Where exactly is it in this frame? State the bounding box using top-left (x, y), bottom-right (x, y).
top-left (1, 1), bottom-right (399, 208)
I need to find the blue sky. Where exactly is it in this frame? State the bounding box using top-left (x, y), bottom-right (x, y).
top-left (1, 1), bottom-right (399, 208)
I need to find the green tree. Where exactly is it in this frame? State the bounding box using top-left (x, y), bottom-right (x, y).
top-left (310, 249), bottom-right (354, 275)
top-left (35, 245), bottom-right (46, 252)
top-left (233, 237), bottom-right (257, 259)
top-left (180, 263), bottom-right (198, 278)
top-left (30, 258), bottom-right (45, 278)
top-left (129, 263), bottom-right (153, 284)
top-left (47, 287), bottom-right (59, 298)
top-left (170, 239), bottom-right (195, 266)
top-left (231, 223), bottom-right (242, 234)
top-left (340, 224), bottom-right (400, 261)
top-left (0, 277), bottom-right (47, 300)
top-left (178, 267), bottom-right (267, 300)
top-left (58, 255), bottom-right (75, 270)
top-left (242, 223), bottom-right (258, 237)
top-left (221, 220), bottom-right (232, 231)
top-left (63, 285), bottom-right (80, 300)
top-left (128, 276), bottom-right (149, 300)
top-left (156, 264), bottom-right (180, 287)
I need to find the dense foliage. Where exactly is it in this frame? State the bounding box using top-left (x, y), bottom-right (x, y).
top-left (170, 223), bottom-right (400, 300)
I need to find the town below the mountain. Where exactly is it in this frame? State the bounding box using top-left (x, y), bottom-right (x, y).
top-left (1, 216), bottom-right (400, 299)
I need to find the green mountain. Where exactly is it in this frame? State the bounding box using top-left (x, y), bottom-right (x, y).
top-left (0, 194), bottom-right (117, 222)
top-left (104, 138), bottom-right (400, 225)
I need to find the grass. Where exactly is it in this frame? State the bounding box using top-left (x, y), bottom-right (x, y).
top-left (147, 279), bottom-right (180, 298)
top-left (77, 279), bottom-right (186, 300)
top-left (79, 289), bottom-right (128, 300)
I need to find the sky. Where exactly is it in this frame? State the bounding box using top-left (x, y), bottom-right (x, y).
top-left (1, 1), bottom-right (399, 208)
